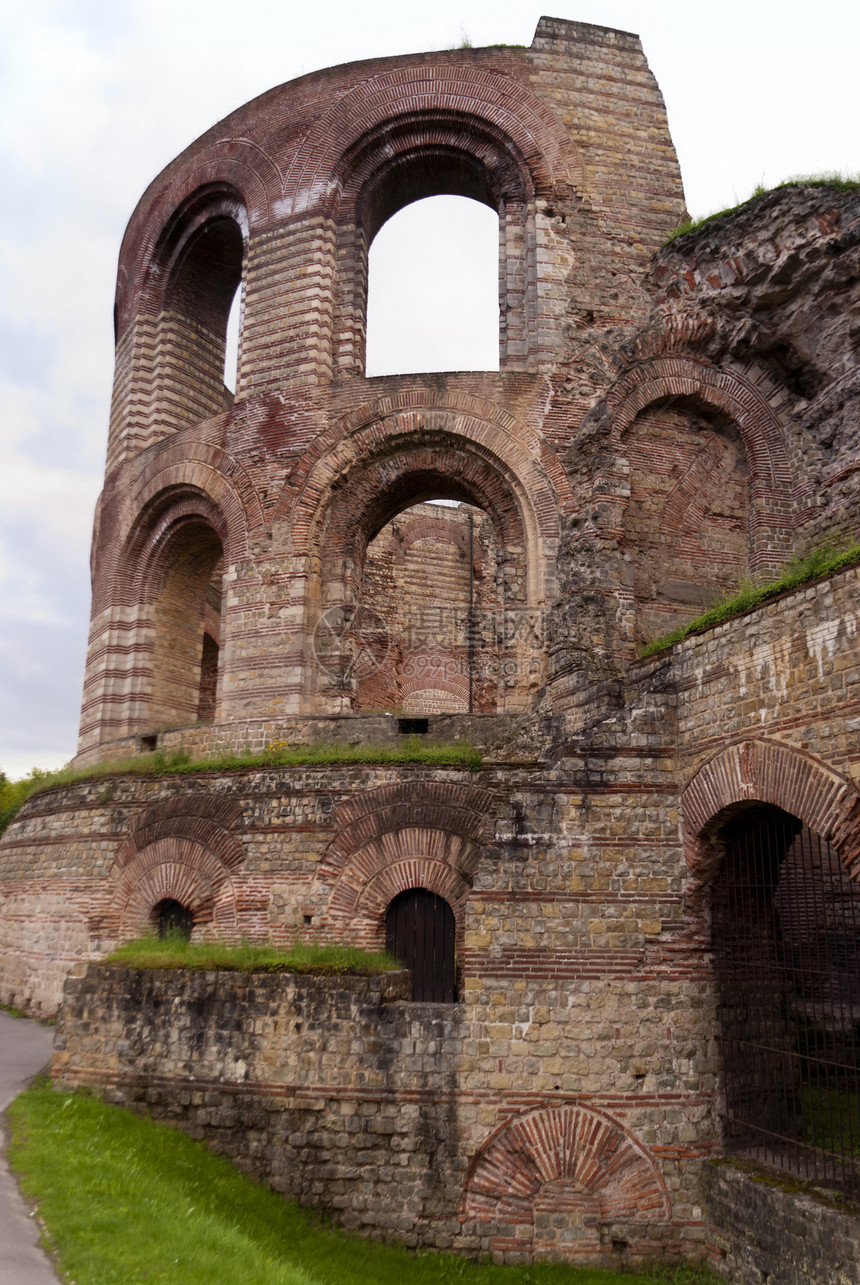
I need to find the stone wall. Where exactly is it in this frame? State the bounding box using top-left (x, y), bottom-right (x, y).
top-left (53, 963), bottom-right (704, 1266)
top-left (702, 1162), bottom-right (860, 1285)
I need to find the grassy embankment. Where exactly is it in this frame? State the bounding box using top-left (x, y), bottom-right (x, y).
top-left (0, 736), bottom-right (482, 839)
top-left (9, 1081), bottom-right (719, 1285)
top-left (640, 539), bottom-right (860, 658)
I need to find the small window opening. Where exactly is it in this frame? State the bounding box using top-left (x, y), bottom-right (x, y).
top-left (223, 286), bottom-right (241, 397)
top-left (386, 887), bottom-right (456, 1002)
top-left (366, 195), bottom-right (499, 376)
top-left (198, 632), bottom-right (220, 723)
top-left (356, 498), bottom-right (500, 716)
top-left (398, 717), bottom-right (428, 735)
top-left (155, 898), bottom-right (194, 940)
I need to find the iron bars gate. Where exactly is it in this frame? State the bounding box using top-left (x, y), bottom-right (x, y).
top-left (712, 804), bottom-right (860, 1197)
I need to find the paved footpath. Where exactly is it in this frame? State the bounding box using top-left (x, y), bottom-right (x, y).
top-left (0, 1011), bottom-right (62, 1284)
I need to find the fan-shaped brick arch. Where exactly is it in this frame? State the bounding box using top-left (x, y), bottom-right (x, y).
top-left (116, 794), bottom-right (243, 869)
top-left (110, 837), bottom-right (239, 938)
top-left (281, 389), bottom-right (571, 541)
top-left (105, 794), bottom-right (244, 939)
top-left (321, 826), bottom-right (478, 950)
top-left (98, 449), bottom-right (262, 612)
top-left (461, 1104), bottom-right (670, 1257)
top-left (606, 352), bottom-right (797, 583)
top-left (608, 356), bottom-right (791, 491)
top-left (282, 64), bottom-right (584, 218)
top-left (682, 739), bottom-right (860, 897)
top-left (283, 408), bottom-right (562, 589)
top-left (320, 780), bottom-right (496, 879)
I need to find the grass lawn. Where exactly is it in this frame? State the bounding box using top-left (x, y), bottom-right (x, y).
top-left (8, 1083), bottom-right (719, 1285)
top-left (105, 935), bottom-right (401, 975)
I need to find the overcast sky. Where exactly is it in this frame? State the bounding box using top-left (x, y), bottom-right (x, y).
top-left (1, 0), bottom-right (858, 778)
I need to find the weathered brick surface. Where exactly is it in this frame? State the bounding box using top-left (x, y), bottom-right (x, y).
top-left (702, 1162), bottom-right (860, 1284)
top-left (2, 14), bottom-right (860, 1272)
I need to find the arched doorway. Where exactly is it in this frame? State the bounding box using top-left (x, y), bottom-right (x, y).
top-left (154, 898), bottom-right (194, 940)
top-left (385, 888), bottom-right (456, 1002)
top-left (712, 802), bottom-right (860, 1196)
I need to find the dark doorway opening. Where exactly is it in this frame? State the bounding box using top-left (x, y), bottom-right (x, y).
top-left (155, 899), bottom-right (194, 941)
top-left (712, 803), bottom-right (860, 1197)
top-left (385, 887), bottom-right (456, 1002)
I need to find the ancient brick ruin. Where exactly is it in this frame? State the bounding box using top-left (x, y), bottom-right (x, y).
top-left (4, 17), bottom-right (860, 1278)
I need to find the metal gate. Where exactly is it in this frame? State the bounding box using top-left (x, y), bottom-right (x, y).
top-left (712, 804), bottom-right (860, 1196)
top-left (385, 888), bottom-right (456, 1002)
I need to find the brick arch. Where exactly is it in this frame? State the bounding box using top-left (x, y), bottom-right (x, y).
top-left (608, 355), bottom-right (792, 494)
top-left (604, 355), bottom-right (798, 585)
top-left (281, 387), bottom-right (573, 528)
top-left (99, 448), bottom-right (262, 609)
top-left (461, 1104), bottom-right (671, 1254)
top-left (104, 794), bottom-right (244, 939)
top-left (284, 407), bottom-right (561, 582)
top-left (320, 826), bottom-right (478, 951)
top-left (682, 740), bottom-right (860, 899)
top-left (116, 144), bottom-right (281, 336)
top-left (398, 671), bottom-right (471, 711)
top-left (108, 837), bottom-right (240, 939)
top-left (320, 781), bottom-right (495, 883)
top-left (396, 513), bottom-right (480, 568)
top-left (282, 64), bottom-right (584, 218)
top-left (116, 794), bottom-right (243, 869)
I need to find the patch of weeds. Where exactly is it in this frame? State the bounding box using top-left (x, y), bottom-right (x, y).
top-left (0, 739), bottom-right (482, 837)
top-left (665, 173), bottom-right (860, 243)
top-left (640, 536), bottom-right (860, 657)
top-left (106, 934), bottom-right (401, 976)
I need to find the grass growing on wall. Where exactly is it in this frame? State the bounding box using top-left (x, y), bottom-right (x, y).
top-left (640, 538), bottom-right (860, 658)
top-left (8, 1083), bottom-right (720, 1285)
top-left (107, 935), bottom-right (401, 976)
top-left (0, 737), bottom-right (482, 837)
top-left (664, 173), bottom-right (860, 242)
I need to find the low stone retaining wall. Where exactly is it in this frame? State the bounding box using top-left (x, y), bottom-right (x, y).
top-left (53, 964), bottom-right (470, 1250)
top-left (53, 963), bottom-right (704, 1267)
top-left (703, 1161), bottom-right (860, 1284)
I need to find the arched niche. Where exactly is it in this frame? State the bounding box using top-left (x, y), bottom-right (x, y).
top-left (144, 184), bottom-right (247, 438)
top-left (298, 433), bottom-right (545, 715)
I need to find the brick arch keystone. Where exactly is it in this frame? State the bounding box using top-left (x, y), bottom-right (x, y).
top-left (682, 739), bottom-right (860, 894)
top-left (461, 1104), bottom-right (670, 1237)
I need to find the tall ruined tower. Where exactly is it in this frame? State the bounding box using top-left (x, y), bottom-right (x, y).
top-left (4, 18), bottom-right (860, 1275)
top-left (77, 18), bottom-right (686, 754)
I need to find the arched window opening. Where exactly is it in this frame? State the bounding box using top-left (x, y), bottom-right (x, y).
top-left (385, 888), bottom-right (456, 1002)
top-left (712, 803), bottom-right (860, 1197)
top-left (622, 400), bottom-right (750, 648)
top-left (150, 523), bottom-right (225, 729)
top-left (365, 195), bottom-right (499, 377)
top-left (354, 498), bottom-right (500, 715)
top-left (154, 898), bottom-right (194, 941)
top-left (223, 285), bottom-right (242, 397)
top-left (160, 212), bottom-right (245, 427)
